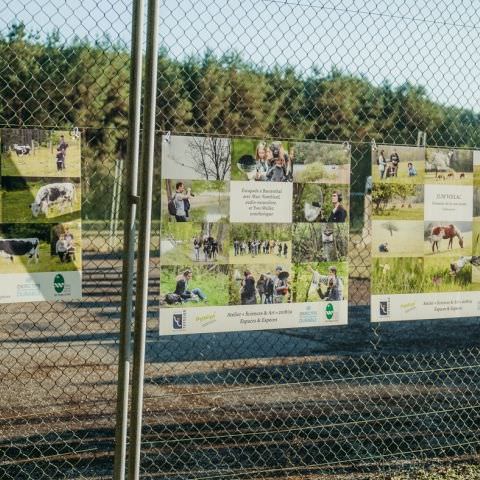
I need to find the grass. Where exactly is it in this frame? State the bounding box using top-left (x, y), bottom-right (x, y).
top-left (228, 243), bottom-right (291, 265)
top-left (474, 165), bottom-right (480, 185)
top-left (423, 255), bottom-right (471, 293)
top-left (161, 241), bottom-right (229, 265)
top-left (231, 138), bottom-right (255, 181)
top-left (294, 162), bottom-right (349, 184)
top-left (372, 204), bottom-right (424, 220)
top-left (372, 220), bottom-right (424, 257)
top-left (0, 241), bottom-right (81, 274)
top-left (160, 265), bottom-right (230, 308)
top-left (1, 133), bottom-right (81, 178)
top-left (292, 261), bottom-right (348, 302)
top-left (372, 257), bottom-right (424, 294)
top-left (425, 172), bottom-right (473, 185)
top-left (2, 182), bottom-right (81, 223)
top-left (372, 159), bottom-right (424, 184)
top-left (423, 230), bottom-right (472, 257)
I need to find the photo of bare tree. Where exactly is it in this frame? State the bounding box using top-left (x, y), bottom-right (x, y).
top-left (162, 134), bottom-right (231, 180)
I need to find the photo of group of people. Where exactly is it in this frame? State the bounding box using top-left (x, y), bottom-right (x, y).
top-left (160, 135), bottom-right (350, 310)
top-left (0, 129), bottom-right (82, 274)
top-left (372, 143), bottom-right (479, 295)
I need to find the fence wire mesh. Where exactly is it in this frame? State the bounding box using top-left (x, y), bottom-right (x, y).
top-left (0, 0), bottom-right (480, 479)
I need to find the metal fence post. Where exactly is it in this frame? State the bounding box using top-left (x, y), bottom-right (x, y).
top-left (113, 0), bottom-right (145, 477)
top-left (127, 0), bottom-right (160, 477)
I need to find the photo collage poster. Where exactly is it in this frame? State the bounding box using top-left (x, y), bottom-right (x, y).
top-left (0, 129), bottom-right (82, 303)
top-left (159, 135), bottom-right (351, 335)
top-left (371, 144), bottom-right (480, 321)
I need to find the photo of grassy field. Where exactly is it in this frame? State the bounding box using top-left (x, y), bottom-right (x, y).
top-left (161, 179), bottom-right (229, 223)
top-left (422, 255), bottom-right (471, 293)
top-left (473, 221), bottom-right (480, 254)
top-left (425, 148), bottom-right (473, 185)
top-left (0, 221), bottom-right (81, 274)
top-left (292, 262), bottom-right (348, 303)
top-left (1, 177), bottom-right (81, 224)
top-left (160, 222), bottom-right (229, 265)
top-left (372, 257), bottom-right (424, 295)
top-left (372, 183), bottom-right (423, 220)
top-left (292, 141), bottom-right (350, 184)
top-left (229, 223), bottom-right (292, 265)
top-left (372, 144), bottom-right (424, 184)
top-left (1, 129), bottom-right (81, 178)
top-left (372, 220), bottom-right (423, 257)
top-left (423, 221), bottom-right (472, 257)
top-left (160, 264), bottom-right (230, 308)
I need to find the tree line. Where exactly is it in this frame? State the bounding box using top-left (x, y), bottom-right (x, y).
top-left (1, 24), bottom-right (480, 219)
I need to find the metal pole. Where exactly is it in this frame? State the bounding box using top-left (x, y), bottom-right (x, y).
top-left (113, 0), bottom-right (145, 476)
top-left (128, 0), bottom-right (159, 476)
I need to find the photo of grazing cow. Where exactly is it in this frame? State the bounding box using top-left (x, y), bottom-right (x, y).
top-left (31, 182), bottom-right (76, 218)
top-left (0, 238), bottom-right (39, 264)
top-left (429, 224), bottom-right (464, 253)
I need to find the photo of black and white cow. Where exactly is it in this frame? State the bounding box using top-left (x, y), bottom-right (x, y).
top-left (31, 182), bottom-right (76, 218)
top-left (0, 238), bottom-right (39, 263)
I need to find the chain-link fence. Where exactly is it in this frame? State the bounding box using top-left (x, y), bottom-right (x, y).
top-left (1, 0), bottom-right (480, 478)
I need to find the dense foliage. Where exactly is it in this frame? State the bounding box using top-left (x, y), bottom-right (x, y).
top-left (2, 24), bottom-right (480, 218)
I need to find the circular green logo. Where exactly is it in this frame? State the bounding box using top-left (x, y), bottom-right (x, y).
top-left (54, 274), bottom-right (65, 293)
top-left (325, 303), bottom-right (334, 320)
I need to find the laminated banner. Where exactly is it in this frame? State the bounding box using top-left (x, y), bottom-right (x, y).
top-left (159, 135), bottom-right (351, 335)
top-left (371, 144), bottom-right (480, 322)
top-left (0, 129), bottom-right (82, 303)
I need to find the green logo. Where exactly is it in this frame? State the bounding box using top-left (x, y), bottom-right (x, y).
top-left (54, 274), bottom-right (65, 293)
top-left (325, 303), bottom-right (334, 320)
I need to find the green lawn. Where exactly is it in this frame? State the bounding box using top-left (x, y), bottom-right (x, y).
top-left (160, 266), bottom-right (230, 307)
top-left (0, 241), bottom-right (81, 274)
top-left (2, 183), bottom-right (81, 223)
top-left (231, 138), bottom-right (255, 181)
top-left (425, 172), bottom-right (473, 185)
top-left (1, 133), bottom-right (81, 178)
top-left (372, 159), bottom-right (424, 184)
top-left (372, 204), bottom-right (424, 220)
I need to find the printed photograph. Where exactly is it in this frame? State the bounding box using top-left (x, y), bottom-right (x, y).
top-left (372, 144), bottom-right (424, 184)
top-left (293, 183), bottom-right (349, 223)
top-left (474, 187), bottom-right (480, 221)
top-left (292, 223), bottom-right (348, 263)
top-left (472, 261), bottom-right (480, 290)
top-left (425, 148), bottom-right (473, 185)
top-left (229, 264), bottom-right (292, 305)
top-left (292, 141), bottom-right (350, 184)
top-left (424, 221), bottom-right (472, 257)
top-left (229, 223), bottom-right (291, 265)
top-left (160, 222), bottom-right (229, 265)
top-left (160, 264), bottom-right (230, 308)
top-left (372, 183), bottom-right (424, 220)
top-left (0, 221), bottom-right (81, 274)
top-left (292, 262), bottom-right (348, 303)
top-left (161, 179), bottom-right (229, 223)
top-left (474, 150), bottom-right (480, 186)
top-left (372, 220), bottom-right (423, 257)
top-left (1, 177), bottom-right (81, 223)
top-left (231, 138), bottom-right (292, 182)
top-left (161, 135), bottom-right (231, 181)
top-left (473, 221), bottom-right (480, 255)
top-left (423, 255), bottom-right (474, 293)
top-left (0, 129), bottom-right (81, 178)
top-left (372, 257), bottom-right (424, 295)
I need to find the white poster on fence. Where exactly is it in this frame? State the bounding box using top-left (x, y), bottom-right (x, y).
top-left (371, 144), bottom-right (480, 322)
top-left (159, 135), bottom-right (350, 335)
top-left (0, 129), bottom-right (82, 303)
